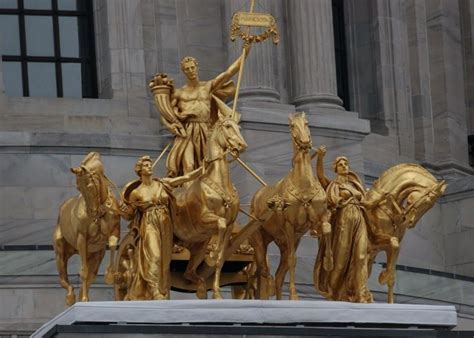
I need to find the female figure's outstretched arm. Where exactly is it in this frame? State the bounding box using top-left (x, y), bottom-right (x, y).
top-left (316, 145), bottom-right (330, 189)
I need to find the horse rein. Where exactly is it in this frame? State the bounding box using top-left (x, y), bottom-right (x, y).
top-left (204, 118), bottom-right (241, 165)
top-left (80, 166), bottom-right (114, 222)
top-left (371, 185), bottom-right (438, 229)
top-left (289, 120), bottom-right (312, 152)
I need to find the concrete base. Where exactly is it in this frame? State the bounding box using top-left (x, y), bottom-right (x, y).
top-left (33, 300), bottom-right (457, 337)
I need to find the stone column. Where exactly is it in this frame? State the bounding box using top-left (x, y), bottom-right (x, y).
top-left (0, 35), bottom-right (6, 108)
top-left (407, 0), bottom-right (434, 163)
top-left (226, 0), bottom-right (280, 102)
top-left (104, 0), bottom-right (149, 117)
top-left (424, 0), bottom-right (471, 177)
top-left (460, 0), bottom-right (474, 137)
top-left (287, 0), bottom-right (344, 112)
top-left (345, 0), bottom-right (415, 163)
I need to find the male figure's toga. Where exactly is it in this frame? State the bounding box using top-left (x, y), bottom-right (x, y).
top-left (157, 49), bottom-right (249, 177)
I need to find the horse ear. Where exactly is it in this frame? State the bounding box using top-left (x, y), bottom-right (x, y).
top-left (289, 112), bottom-right (296, 124)
top-left (217, 107), bottom-right (225, 121)
top-left (71, 167), bottom-right (82, 175)
top-left (213, 95), bottom-right (231, 122)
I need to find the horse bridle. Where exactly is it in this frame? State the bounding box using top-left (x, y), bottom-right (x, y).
top-left (80, 166), bottom-right (112, 222)
top-left (373, 185), bottom-right (438, 229)
top-left (204, 118), bottom-right (241, 164)
top-left (290, 122), bottom-right (312, 151)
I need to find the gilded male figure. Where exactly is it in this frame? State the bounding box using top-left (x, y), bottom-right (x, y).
top-left (160, 47), bottom-right (250, 177)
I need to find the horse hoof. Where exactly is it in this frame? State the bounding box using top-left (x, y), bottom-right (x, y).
top-left (81, 296), bottom-right (89, 302)
top-left (196, 280), bottom-right (208, 299)
top-left (66, 293), bottom-right (76, 306)
top-left (204, 255), bottom-right (217, 267)
top-left (104, 269), bottom-right (114, 285)
top-left (289, 287), bottom-right (299, 300)
top-left (290, 293), bottom-right (299, 301)
top-left (323, 256), bottom-right (334, 272)
top-left (378, 270), bottom-right (394, 285)
top-left (212, 292), bottom-right (223, 300)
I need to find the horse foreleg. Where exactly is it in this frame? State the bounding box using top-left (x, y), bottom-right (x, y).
top-left (77, 232), bottom-right (89, 302)
top-left (249, 230), bottom-right (273, 299)
top-left (283, 222), bottom-right (299, 300)
top-left (184, 241), bottom-right (209, 299)
top-left (212, 223), bottom-right (234, 299)
top-left (53, 226), bottom-right (76, 305)
top-left (105, 225), bottom-right (120, 285)
top-left (274, 244), bottom-right (289, 300)
top-left (379, 238), bottom-right (400, 303)
top-left (83, 249), bottom-right (104, 300)
top-left (204, 216), bottom-right (227, 268)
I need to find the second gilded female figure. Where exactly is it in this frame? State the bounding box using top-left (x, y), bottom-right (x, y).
top-left (314, 148), bottom-right (373, 303)
top-left (118, 156), bottom-right (202, 300)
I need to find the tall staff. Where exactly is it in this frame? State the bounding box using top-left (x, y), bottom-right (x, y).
top-left (229, 0), bottom-right (279, 119)
top-left (229, 0), bottom-right (279, 183)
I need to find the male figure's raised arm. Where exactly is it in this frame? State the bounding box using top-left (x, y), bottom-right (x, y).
top-left (211, 45), bottom-right (251, 92)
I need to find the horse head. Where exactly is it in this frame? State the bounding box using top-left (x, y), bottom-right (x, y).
top-left (366, 164), bottom-right (446, 232)
top-left (210, 104), bottom-right (248, 158)
top-left (71, 152), bottom-right (108, 219)
top-left (402, 180), bottom-right (447, 229)
top-left (289, 112), bottom-right (311, 151)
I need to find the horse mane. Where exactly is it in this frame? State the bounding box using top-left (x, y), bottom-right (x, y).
top-left (81, 152), bottom-right (104, 174)
top-left (372, 163), bottom-right (436, 189)
top-left (80, 152), bottom-right (118, 194)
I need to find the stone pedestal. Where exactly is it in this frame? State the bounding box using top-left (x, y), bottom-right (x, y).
top-left (33, 300), bottom-right (458, 337)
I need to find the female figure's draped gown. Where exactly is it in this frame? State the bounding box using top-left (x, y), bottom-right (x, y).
top-left (314, 173), bottom-right (373, 303)
top-left (125, 181), bottom-right (173, 300)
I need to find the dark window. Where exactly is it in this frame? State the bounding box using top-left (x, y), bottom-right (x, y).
top-left (332, 0), bottom-right (350, 110)
top-left (0, 0), bottom-right (97, 98)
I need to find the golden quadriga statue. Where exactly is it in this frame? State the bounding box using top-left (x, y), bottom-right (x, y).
top-left (314, 147), bottom-right (447, 303)
top-left (148, 47), bottom-right (249, 178)
top-left (53, 152), bottom-right (120, 305)
top-left (53, 1), bottom-right (446, 303)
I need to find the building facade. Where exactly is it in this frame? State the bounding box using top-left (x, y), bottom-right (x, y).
top-left (0, 0), bottom-right (474, 334)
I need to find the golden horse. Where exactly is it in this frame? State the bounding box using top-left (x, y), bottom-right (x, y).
top-left (249, 113), bottom-right (331, 300)
top-left (171, 105), bottom-right (248, 299)
top-left (363, 163), bottom-right (446, 303)
top-left (53, 152), bottom-right (120, 305)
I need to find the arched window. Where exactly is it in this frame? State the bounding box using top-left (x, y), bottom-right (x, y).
top-left (332, 0), bottom-right (350, 110)
top-left (0, 0), bottom-right (97, 98)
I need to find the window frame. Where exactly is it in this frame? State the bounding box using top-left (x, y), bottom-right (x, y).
top-left (0, 0), bottom-right (98, 98)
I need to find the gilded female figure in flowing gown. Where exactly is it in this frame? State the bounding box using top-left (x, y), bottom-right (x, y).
top-left (119, 156), bottom-right (202, 300)
top-left (314, 148), bottom-right (373, 303)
